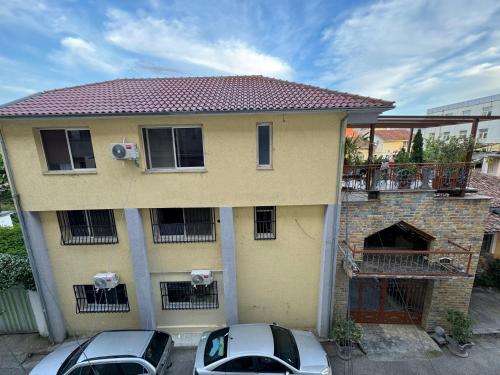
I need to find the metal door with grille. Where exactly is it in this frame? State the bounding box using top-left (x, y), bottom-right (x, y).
top-left (349, 278), bottom-right (427, 324)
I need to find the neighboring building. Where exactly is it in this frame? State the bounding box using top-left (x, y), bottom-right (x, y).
top-left (469, 172), bottom-right (500, 261)
top-left (424, 93), bottom-right (500, 145)
top-left (0, 210), bottom-right (14, 227)
top-left (480, 153), bottom-right (500, 177)
top-left (0, 76), bottom-right (489, 342)
top-left (361, 129), bottom-right (411, 159)
top-left (0, 76), bottom-right (392, 342)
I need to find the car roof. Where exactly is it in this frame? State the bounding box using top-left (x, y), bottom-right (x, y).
top-left (228, 324), bottom-right (274, 357)
top-left (77, 331), bottom-right (154, 363)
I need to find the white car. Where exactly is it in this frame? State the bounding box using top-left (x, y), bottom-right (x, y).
top-left (193, 324), bottom-right (331, 375)
top-left (30, 330), bottom-right (173, 374)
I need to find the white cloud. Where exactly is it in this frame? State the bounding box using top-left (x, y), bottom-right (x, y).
top-left (0, 85), bottom-right (37, 95)
top-left (52, 37), bottom-right (120, 74)
top-left (105, 9), bottom-right (293, 78)
top-left (320, 0), bottom-right (500, 113)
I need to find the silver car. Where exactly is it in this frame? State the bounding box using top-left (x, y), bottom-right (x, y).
top-left (193, 324), bottom-right (331, 375)
top-left (30, 330), bottom-right (174, 375)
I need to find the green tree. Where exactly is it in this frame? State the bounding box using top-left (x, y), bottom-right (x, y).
top-left (410, 129), bottom-right (424, 163)
top-left (0, 153), bottom-right (14, 210)
top-left (424, 136), bottom-right (473, 163)
top-left (0, 225), bottom-right (26, 256)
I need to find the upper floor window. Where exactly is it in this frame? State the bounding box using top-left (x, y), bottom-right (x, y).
top-left (57, 209), bottom-right (118, 245)
top-left (257, 123), bottom-right (272, 168)
top-left (442, 132), bottom-right (450, 140)
top-left (459, 130), bottom-right (468, 139)
top-left (142, 126), bottom-right (204, 170)
top-left (40, 129), bottom-right (95, 171)
top-left (160, 281), bottom-right (219, 310)
top-left (482, 106), bottom-right (492, 116)
top-left (462, 110), bottom-right (471, 116)
top-left (254, 206), bottom-right (276, 240)
top-left (150, 208), bottom-right (215, 243)
top-left (478, 128), bottom-right (488, 140)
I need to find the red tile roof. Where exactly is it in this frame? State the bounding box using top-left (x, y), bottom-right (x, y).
top-left (469, 171), bottom-right (500, 233)
top-left (0, 76), bottom-right (393, 117)
top-left (375, 129), bottom-right (411, 141)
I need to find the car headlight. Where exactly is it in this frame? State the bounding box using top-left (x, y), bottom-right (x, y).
top-left (321, 367), bottom-right (332, 375)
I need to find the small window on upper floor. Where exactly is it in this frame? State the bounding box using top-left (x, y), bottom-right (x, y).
top-left (142, 126), bottom-right (204, 170)
top-left (482, 106), bottom-right (492, 116)
top-left (257, 123), bottom-right (272, 168)
top-left (442, 132), bottom-right (450, 140)
top-left (40, 129), bottom-right (96, 171)
top-left (478, 128), bottom-right (488, 140)
top-left (462, 110), bottom-right (471, 116)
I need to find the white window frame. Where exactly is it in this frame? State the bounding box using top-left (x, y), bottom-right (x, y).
top-left (39, 128), bottom-right (96, 172)
top-left (142, 125), bottom-right (205, 171)
top-left (256, 123), bottom-right (273, 169)
top-left (482, 106), bottom-right (492, 116)
top-left (478, 128), bottom-right (488, 140)
top-left (459, 130), bottom-right (468, 139)
top-left (442, 132), bottom-right (450, 140)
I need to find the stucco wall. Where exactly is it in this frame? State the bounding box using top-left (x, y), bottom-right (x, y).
top-left (40, 210), bottom-right (141, 335)
top-left (0, 112), bottom-right (342, 211)
top-left (234, 205), bottom-right (324, 331)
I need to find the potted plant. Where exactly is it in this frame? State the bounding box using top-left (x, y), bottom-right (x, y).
top-left (446, 309), bottom-right (473, 357)
top-left (331, 315), bottom-right (363, 360)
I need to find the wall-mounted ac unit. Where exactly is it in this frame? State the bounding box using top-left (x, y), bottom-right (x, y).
top-left (94, 272), bottom-right (119, 290)
top-left (111, 143), bottom-right (139, 160)
top-left (191, 270), bottom-right (213, 286)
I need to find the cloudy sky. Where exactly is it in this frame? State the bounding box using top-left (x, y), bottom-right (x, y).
top-left (1, 0), bottom-right (500, 113)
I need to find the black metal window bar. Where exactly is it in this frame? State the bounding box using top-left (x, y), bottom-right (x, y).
top-left (160, 281), bottom-right (219, 310)
top-left (150, 208), bottom-right (215, 243)
top-left (57, 210), bottom-right (118, 245)
top-left (254, 206), bottom-right (276, 240)
top-left (74, 284), bottom-right (130, 313)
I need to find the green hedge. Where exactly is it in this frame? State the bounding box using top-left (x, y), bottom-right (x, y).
top-left (0, 225), bottom-right (26, 256)
top-left (0, 253), bottom-right (35, 291)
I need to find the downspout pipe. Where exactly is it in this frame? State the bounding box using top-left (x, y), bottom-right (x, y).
top-left (0, 129), bottom-right (58, 343)
top-left (328, 113), bottom-right (348, 335)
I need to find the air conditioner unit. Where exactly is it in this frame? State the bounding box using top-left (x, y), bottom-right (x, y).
top-left (191, 270), bottom-right (213, 286)
top-left (94, 272), bottom-right (119, 290)
top-left (111, 143), bottom-right (139, 160)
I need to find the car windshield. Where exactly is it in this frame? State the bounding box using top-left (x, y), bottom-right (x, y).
top-left (57, 339), bottom-right (91, 375)
top-left (204, 327), bottom-right (229, 366)
top-left (270, 325), bottom-right (300, 369)
top-left (143, 331), bottom-right (170, 368)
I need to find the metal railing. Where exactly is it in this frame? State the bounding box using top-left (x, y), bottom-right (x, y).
top-left (342, 162), bottom-right (475, 192)
top-left (160, 281), bottom-right (219, 310)
top-left (254, 206), bottom-right (276, 240)
top-left (73, 284), bottom-right (130, 313)
top-left (57, 210), bottom-right (118, 245)
top-left (342, 241), bottom-right (473, 277)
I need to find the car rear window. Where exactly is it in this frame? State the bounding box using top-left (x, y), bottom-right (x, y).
top-left (204, 327), bottom-right (229, 366)
top-left (143, 331), bottom-right (170, 368)
top-left (270, 325), bottom-right (300, 369)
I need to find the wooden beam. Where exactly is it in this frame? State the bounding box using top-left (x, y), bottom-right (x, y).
top-left (408, 128), bottom-right (414, 152)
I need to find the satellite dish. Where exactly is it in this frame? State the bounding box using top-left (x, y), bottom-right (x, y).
top-left (112, 144), bottom-right (127, 159)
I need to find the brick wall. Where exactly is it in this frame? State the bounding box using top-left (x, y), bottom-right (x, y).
top-left (334, 191), bottom-right (490, 330)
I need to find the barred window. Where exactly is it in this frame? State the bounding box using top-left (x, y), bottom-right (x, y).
top-left (151, 208), bottom-right (215, 243)
top-left (57, 210), bottom-right (118, 245)
top-left (73, 284), bottom-right (129, 313)
top-left (481, 233), bottom-right (494, 254)
top-left (160, 281), bottom-right (219, 310)
top-left (254, 206), bottom-right (276, 240)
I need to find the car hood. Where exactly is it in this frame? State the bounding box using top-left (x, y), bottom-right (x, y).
top-left (292, 330), bottom-right (328, 373)
top-left (30, 341), bottom-right (82, 375)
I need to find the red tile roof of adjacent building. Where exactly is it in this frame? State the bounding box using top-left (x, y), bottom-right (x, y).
top-left (0, 75), bottom-right (394, 117)
top-left (469, 171), bottom-right (500, 233)
top-left (375, 129), bottom-right (411, 141)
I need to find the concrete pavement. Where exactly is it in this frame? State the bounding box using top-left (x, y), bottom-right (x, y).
top-left (470, 287), bottom-right (500, 335)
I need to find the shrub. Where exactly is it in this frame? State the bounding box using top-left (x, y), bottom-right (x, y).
top-left (475, 259), bottom-right (500, 288)
top-left (0, 225), bottom-right (26, 256)
top-left (0, 253), bottom-right (35, 291)
top-left (331, 316), bottom-right (363, 346)
top-left (424, 136), bottom-right (473, 163)
top-left (446, 309), bottom-right (472, 344)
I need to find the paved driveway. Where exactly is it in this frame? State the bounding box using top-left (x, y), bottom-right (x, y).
top-left (469, 287), bottom-right (500, 334)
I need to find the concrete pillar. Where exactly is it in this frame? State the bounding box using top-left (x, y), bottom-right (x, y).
top-left (23, 211), bottom-right (66, 343)
top-left (219, 207), bottom-right (238, 325)
top-left (124, 208), bottom-right (156, 330)
top-left (317, 204), bottom-right (338, 337)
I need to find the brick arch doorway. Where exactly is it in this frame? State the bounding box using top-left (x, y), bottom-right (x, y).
top-left (349, 278), bottom-right (427, 325)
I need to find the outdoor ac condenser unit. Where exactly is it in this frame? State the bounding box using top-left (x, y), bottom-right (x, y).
top-left (191, 270), bottom-right (213, 286)
top-left (94, 272), bottom-right (119, 290)
top-left (111, 143), bottom-right (139, 160)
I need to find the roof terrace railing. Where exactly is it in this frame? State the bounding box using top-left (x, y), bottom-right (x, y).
top-left (342, 162), bottom-right (475, 193)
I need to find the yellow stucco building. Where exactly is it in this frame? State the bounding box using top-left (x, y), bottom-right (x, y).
top-left (0, 76), bottom-right (393, 342)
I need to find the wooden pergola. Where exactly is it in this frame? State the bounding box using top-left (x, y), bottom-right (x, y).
top-left (348, 115), bottom-right (500, 164)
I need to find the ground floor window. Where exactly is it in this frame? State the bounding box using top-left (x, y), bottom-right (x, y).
top-left (254, 206), bottom-right (276, 240)
top-left (481, 233), bottom-right (494, 254)
top-left (150, 208), bottom-right (215, 243)
top-left (73, 284), bottom-right (130, 313)
top-left (160, 281), bottom-right (218, 310)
